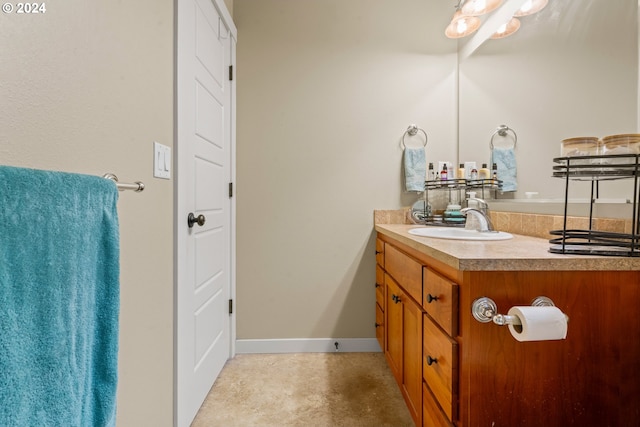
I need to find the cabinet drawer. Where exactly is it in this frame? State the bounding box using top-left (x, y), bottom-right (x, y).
top-left (375, 238), bottom-right (384, 267)
top-left (375, 303), bottom-right (384, 350)
top-left (376, 264), bottom-right (384, 308)
top-left (423, 315), bottom-right (458, 422)
top-left (423, 268), bottom-right (458, 337)
top-left (423, 382), bottom-right (454, 427)
top-left (385, 244), bottom-right (422, 303)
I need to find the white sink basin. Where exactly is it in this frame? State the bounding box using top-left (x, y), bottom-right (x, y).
top-left (408, 227), bottom-right (513, 241)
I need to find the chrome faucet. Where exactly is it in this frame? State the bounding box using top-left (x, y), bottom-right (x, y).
top-left (460, 207), bottom-right (496, 232)
top-left (467, 196), bottom-right (490, 215)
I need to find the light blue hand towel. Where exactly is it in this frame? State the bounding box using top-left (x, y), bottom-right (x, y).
top-left (404, 147), bottom-right (427, 192)
top-left (0, 166), bottom-right (120, 427)
top-left (492, 146), bottom-right (518, 192)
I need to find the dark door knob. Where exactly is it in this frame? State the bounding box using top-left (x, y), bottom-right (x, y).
top-left (187, 213), bottom-right (206, 228)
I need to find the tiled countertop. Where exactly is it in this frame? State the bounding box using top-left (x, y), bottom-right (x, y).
top-left (375, 223), bottom-right (640, 271)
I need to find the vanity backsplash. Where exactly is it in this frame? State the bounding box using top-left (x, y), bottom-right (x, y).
top-left (374, 209), bottom-right (633, 240)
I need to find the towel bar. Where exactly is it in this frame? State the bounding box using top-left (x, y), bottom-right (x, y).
top-left (103, 173), bottom-right (145, 192)
top-left (401, 124), bottom-right (428, 149)
top-left (490, 124), bottom-right (517, 149)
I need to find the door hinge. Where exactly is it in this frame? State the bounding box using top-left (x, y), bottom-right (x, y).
top-left (229, 299), bottom-right (233, 314)
top-left (228, 182), bottom-right (233, 198)
top-left (229, 65), bottom-right (233, 81)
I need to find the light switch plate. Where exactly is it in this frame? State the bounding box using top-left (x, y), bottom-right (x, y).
top-left (153, 142), bottom-right (171, 179)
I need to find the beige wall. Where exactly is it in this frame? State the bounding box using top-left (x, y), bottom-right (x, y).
top-left (223, 0), bottom-right (233, 17)
top-left (1, 1), bottom-right (175, 426)
top-left (234, 0), bottom-right (457, 340)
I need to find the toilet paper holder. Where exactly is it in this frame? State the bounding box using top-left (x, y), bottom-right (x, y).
top-left (472, 296), bottom-right (559, 326)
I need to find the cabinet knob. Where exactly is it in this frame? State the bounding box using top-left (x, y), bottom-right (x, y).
top-left (426, 355), bottom-right (438, 366)
top-left (426, 293), bottom-right (439, 303)
top-left (392, 294), bottom-right (401, 304)
top-left (375, 250), bottom-right (382, 255)
top-left (375, 283), bottom-right (381, 288)
top-left (375, 322), bottom-right (381, 328)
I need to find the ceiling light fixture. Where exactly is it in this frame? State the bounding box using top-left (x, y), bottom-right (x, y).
top-left (445, 0), bottom-right (547, 40)
top-left (445, 10), bottom-right (482, 38)
top-left (490, 17), bottom-right (521, 39)
top-left (461, 0), bottom-right (504, 17)
top-left (513, 0), bottom-right (548, 17)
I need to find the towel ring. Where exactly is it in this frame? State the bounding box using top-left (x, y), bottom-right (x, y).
top-left (401, 124), bottom-right (428, 149)
top-left (490, 125), bottom-right (517, 149)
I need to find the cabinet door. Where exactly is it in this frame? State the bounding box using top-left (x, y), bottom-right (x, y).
top-left (386, 244), bottom-right (422, 302)
top-left (375, 238), bottom-right (384, 267)
top-left (385, 273), bottom-right (403, 384)
top-left (423, 382), bottom-right (454, 427)
top-left (423, 268), bottom-right (458, 337)
top-left (376, 265), bottom-right (385, 308)
top-left (423, 315), bottom-right (457, 423)
top-left (375, 303), bottom-right (384, 350)
top-left (403, 294), bottom-right (423, 426)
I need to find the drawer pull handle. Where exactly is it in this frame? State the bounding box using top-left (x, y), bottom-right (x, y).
top-left (426, 355), bottom-right (438, 366)
top-left (392, 294), bottom-right (401, 304)
top-left (426, 293), bottom-right (439, 303)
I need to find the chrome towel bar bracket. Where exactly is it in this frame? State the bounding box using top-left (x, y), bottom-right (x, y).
top-left (401, 124), bottom-right (428, 149)
top-left (490, 124), bottom-right (517, 149)
top-left (103, 173), bottom-right (145, 192)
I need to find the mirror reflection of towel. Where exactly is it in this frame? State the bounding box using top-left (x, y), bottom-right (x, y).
top-left (492, 146), bottom-right (517, 192)
top-left (404, 147), bottom-right (426, 192)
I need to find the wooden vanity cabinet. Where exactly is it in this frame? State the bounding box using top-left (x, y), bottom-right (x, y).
top-left (377, 230), bottom-right (640, 427)
top-left (377, 234), bottom-right (459, 427)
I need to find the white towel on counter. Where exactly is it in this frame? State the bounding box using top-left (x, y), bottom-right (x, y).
top-left (403, 147), bottom-right (426, 192)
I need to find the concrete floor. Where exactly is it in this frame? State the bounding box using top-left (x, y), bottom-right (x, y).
top-left (191, 352), bottom-right (414, 426)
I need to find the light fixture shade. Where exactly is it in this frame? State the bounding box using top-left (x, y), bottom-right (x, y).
top-left (445, 10), bottom-right (481, 38)
top-left (513, 0), bottom-right (548, 17)
top-left (461, 0), bottom-right (503, 17)
top-left (490, 17), bottom-right (521, 39)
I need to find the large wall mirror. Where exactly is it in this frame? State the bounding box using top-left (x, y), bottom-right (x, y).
top-left (457, 0), bottom-right (638, 215)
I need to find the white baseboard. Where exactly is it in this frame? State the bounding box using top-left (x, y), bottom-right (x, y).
top-left (235, 338), bottom-right (382, 354)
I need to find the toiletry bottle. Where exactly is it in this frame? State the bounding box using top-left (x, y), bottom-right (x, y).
top-left (491, 163), bottom-right (498, 184)
top-left (440, 164), bottom-right (448, 181)
top-left (428, 163), bottom-right (436, 181)
top-left (457, 163), bottom-right (465, 180)
top-left (470, 167), bottom-right (478, 180)
top-left (479, 163), bottom-right (490, 179)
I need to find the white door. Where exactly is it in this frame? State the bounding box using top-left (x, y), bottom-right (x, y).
top-left (176, 0), bottom-right (236, 425)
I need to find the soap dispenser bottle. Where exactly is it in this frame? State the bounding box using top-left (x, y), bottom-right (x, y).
top-left (466, 191), bottom-right (479, 209)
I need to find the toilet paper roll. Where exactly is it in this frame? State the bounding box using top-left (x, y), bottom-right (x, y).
top-left (507, 306), bottom-right (568, 342)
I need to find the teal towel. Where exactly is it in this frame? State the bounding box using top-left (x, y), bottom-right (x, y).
top-left (492, 146), bottom-right (518, 192)
top-left (403, 147), bottom-right (427, 192)
top-left (0, 166), bottom-right (120, 427)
